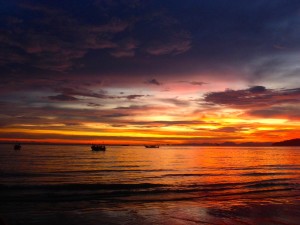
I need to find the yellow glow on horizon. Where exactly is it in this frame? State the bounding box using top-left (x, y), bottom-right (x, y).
top-left (160, 126), bottom-right (192, 132)
top-left (250, 118), bottom-right (287, 124)
top-left (221, 118), bottom-right (287, 124)
top-left (0, 128), bottom-right (212, 139)
top-left (2, 103), bottom-right (299, 144)
top-left (257, 127), bottom-right (280, 131)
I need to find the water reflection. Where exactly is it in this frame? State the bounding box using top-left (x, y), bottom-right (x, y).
top-left (0, 145), bottom-right (300, 224)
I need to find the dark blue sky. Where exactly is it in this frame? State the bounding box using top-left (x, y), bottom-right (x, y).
top-left (1, 0), bottom-right (300, 80)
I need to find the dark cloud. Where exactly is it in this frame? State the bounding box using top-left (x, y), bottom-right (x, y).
top-left (248, 86), bottom-right (267, 93)
top-left (126, 94), bottom-right (145, 100)
top-left (146, 79), bottom-right (161, 86)
top-left (102, 113), bottom-right (130, 118)
top-left (48, 94), bottom-right (78, 101)
top-left (205, 86), bottom-right (300, 108)
top-left (213, 127), bottom-right (240, 133)
top-left (249, 106), bottom-right (300, 119)
top-left (115, 105), bottom-right (145, 110)
top-left (178, 81), bottom-right (207, 86)
top-left (56, 87), bottom-right (107, 99)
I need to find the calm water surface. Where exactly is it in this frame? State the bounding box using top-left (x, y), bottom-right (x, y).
top-left (0, 145), bottom-right (300, 225)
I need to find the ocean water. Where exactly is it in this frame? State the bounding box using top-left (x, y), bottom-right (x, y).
top-left (0, 144), bottom-right (300, 225)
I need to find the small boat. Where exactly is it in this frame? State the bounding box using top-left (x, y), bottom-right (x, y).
top-left (14, 143), bottom-right (21, 150)
top-left (91, 144), bottom-right (106, 151)
top-left (145, 145), bottom-right (159, 148)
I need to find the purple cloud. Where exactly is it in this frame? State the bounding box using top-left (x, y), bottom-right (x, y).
top-left (204, 86), bottom-right (300, 108)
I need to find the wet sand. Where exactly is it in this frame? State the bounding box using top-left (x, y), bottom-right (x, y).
top-left (2, 200), bottom-right (300, 225)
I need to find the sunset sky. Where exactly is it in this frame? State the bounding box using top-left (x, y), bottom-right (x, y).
top-left (1, 0), bottom-right (300, 144)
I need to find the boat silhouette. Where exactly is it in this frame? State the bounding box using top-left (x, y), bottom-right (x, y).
top-left (145, 145), bottom-right (159, 148)
top-left (91, 145), bottom-right (106, 151)
top-left (14, 143), bottom-right (21, 150)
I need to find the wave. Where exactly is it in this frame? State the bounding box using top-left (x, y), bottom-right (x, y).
top-left (226, 165), bottom-right (300, 171)
top-left (1, 177), bottom-right (297, 191)
top-left (1, 181), bottom-right (299, 205)
top-left (241, 172), bottom-right (294, 176)
top-left (161, 173), bottom-right (223, 177)
top-left (0, 169), bottom-right (176, 178)
top-left (2, 187), bottom-right (299, 204)
top-left (0, 182), bottom-right (166, 191)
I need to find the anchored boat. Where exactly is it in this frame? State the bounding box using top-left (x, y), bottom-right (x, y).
top-left (145, 145), bottom-right (159, 148)
top-left (14, 143), bottom-right (21, 150)
top-left (91, 145), bottom-right (106, 151)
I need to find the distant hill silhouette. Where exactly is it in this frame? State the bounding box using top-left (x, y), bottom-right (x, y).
top-left (273, 138), bottom-right (300, 146)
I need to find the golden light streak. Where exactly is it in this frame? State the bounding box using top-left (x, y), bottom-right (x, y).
top-left (221, 118), bottom-right (287, 124)
top-left (2, 94), bottom-right (300, 144)
top-left (0, 128), bottom-right (212, 139)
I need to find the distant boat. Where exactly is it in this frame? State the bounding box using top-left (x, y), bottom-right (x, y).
top-left (14, 143), bottom-right (21, 150)
top-left (145, 145), bottom-right (159, 148)
top-left (91, 145), bottom-right (106, 151)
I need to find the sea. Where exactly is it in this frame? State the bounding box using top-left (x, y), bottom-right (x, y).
top-left (0, 144), bottom-right (300, 225)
